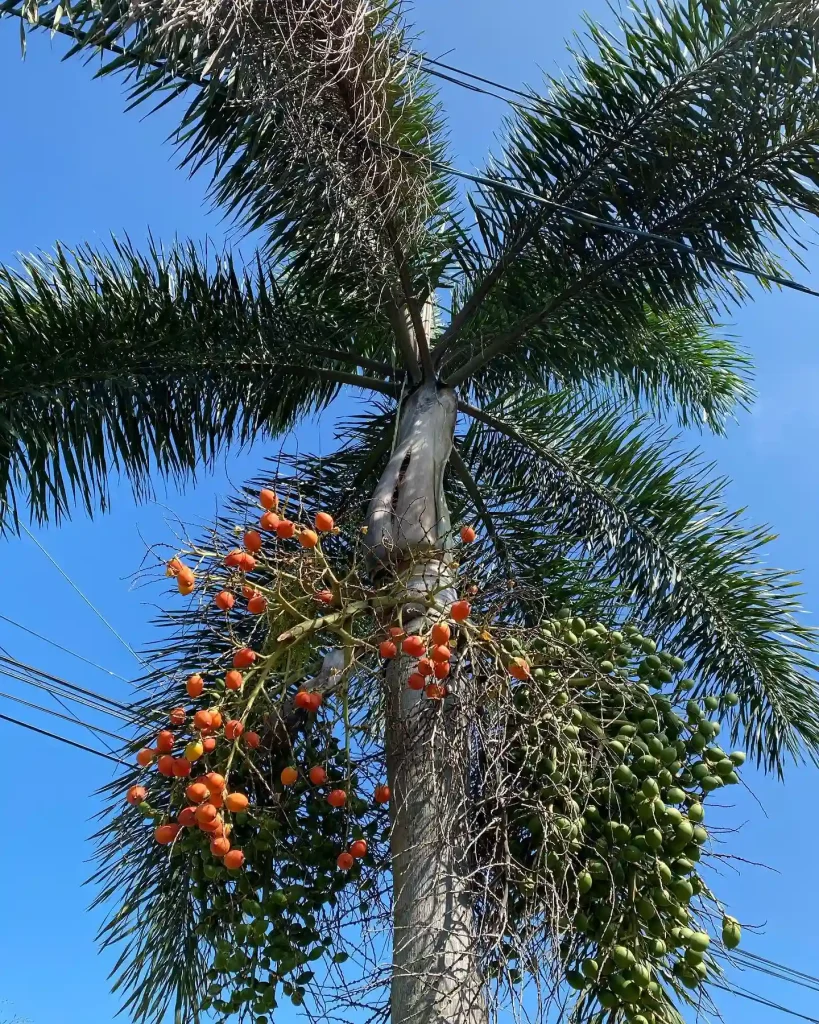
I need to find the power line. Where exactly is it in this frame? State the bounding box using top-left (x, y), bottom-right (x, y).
top-left (20, 524), bottom-right (146, 668)
top-left (0, 654), bottom-right (155, 725)
top-left (0, 689), bottom-right (128, 742)
top-left (714, 982), bottom-right (819, 1024)
top-left (386, 146), bottom-right (819, 300)
top-left (0, 710), bottom-right (128, 766)
top-left (0, 663), bottom-right (142, 726)
top-left (0, 612), bottom-right (131, 681)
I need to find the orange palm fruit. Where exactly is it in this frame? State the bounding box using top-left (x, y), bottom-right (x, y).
top-left (259, 489), bottom-right (279, 510)
top-left (225, 792), bottom-right (249, 813)
top-left (315, 512), bottom-right (334, 532)
top-left (126, 785), bottom-right (147, 806)
top-left (243, 530), bottom-right (262, 553)
top-left (299, 529), bottom-right (318, 549)
top-left (430, 622), bottom-right (451, 645)
top-left (186, 674), bottom-right (204, 697)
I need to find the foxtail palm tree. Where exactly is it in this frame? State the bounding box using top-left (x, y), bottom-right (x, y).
top-left (2, 0), bottom-right (819, 1021)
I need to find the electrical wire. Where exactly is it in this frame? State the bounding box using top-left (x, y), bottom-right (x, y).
top-left (384, 144), bottom-right (819, 299)
top-left (0, 689), bottom-right (128, 742)
top-left (0, 710), bottom-right (128, 765)
top-left (0, 612), bottom-right (131, 681)
top-left (713, 981), bottom-right (819, 1023)
top-left (0, 654), bottom-right (155, 725)
top-left (20, 524), bottom-right (146, 668)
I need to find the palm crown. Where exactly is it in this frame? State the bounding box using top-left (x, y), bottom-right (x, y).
top-left (2, 0), bottom-right (819, 1019)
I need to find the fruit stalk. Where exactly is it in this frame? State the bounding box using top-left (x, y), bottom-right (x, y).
top-left (366, 380), bottom-right (488, 1024)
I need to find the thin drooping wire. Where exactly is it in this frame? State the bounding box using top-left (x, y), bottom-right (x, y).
top-left (384, 145), bottom-right (819, 299)
top-left (0, 664), bottom-right (141, 726)
top-left (0, 689), bottom-right (127, 742)
top-left (0, 612), bottom-right (131, 681)
top-left (0, 654), bottom-right (154, 724)
top-left (20, 524), bottom-right (146, 667)
top-left (0, 711), bottom-right (128, 766)
top-left (713, 981), bottom-right (819, 1024)
top-left (4, 6), bottom-right (817, 302)
top-left (715, 949), bottom-right (819, 995)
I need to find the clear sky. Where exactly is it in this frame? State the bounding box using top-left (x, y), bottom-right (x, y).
top-left (0, 2), bottom-right (817, 1023)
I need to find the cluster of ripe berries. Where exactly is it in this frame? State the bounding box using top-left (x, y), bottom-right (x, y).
top-left (275, 764), bottom-right (391, 869)
top-left (166, 488), bottom-right (337, 601)
top-left (128, 769), bottom-right (249, 870)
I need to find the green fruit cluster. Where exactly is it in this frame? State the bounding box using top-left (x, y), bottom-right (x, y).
top-left (488, 612), bottom-right (744, 1023)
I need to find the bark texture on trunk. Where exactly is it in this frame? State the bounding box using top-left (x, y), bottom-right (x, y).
top-left (366, 382), bottom-right (488, 1024)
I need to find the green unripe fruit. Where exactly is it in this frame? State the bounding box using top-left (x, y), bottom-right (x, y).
top-left (701, 775), bottom-right (723, 792)
top-left (673, 905), bottom-right (690, 923)
top-left (599, 660), bottom-right (615, 673)
top-left (675, 820), bottom-right (695, 843)
top-left (609, 740), bottom-right (626, 756)
top-left (688, 733), bottom-right (707, 752)
top-left (639, 719), bottom-right (658, 735)
top-left (687, 802), bottom-right (704, 823)
top-left (564, 631), bottom-right (578, 646)
top-left (645, 827), bottom-right (663, 850)
top-left (640, 638), bottom-right (657, 654)
top-left (704, 745), bottom-right (726, 762)
top-left (652, 886), bottom-right (672, 908)
top-left (615, 765), bottom-right (635, 787)
top-left (631, 1016), bottom-right (649, 1024)
top-left (674, 857), bottom-right (695, 874)
top-left (648, 938), bottom-right (667, 957)
top-left (582, 958), bottom-right (600, 980)
top-left (671, 878), bottom-right (694, 902)
top-left (660, 746), bottom-right (677, 766)
top-left (577, 871), bottom-right (593, 894)
top-left (572, 617), bottom-right (587, 633)
top-left (614, 946), bottom-right (637, 969)
top-left (645, 655), bottom-right (662, 670)
top-left (692, 825), bottom-right (708, 845)
top-left (576, 912), bottom-right (590, 933)
top-left (666, 787), bottom-right (685, 804)
top-left (635, 755), bottom-right (660, 774)
top-left (722, 915), bottom-right (741, 949)
top-left (641, 778), bottom-right (660, 798)
top-left (657, 861), bottom-right (673, 883)
top-left (724, 770), bottom-right (740, 784)
top-left (703, 696), bottom-right (720, 711)
top-left (647, 736), bottom-right (665, 756)
top-left (715, 758), bottom-right (735, 778)
top-left (724, 692), bottom-right (739, 706)
top-left (691, 762), bottom-right (710, 781)
top-left (663, 807), bottom-right (683, 826)
top-left (614, 822), bottom-right (632, 843)
top-left (618, 724), bottom-right (637, 737)
top-left (678, 678), bottom-right (695, 691)
top-left (684, 948), bottom-right (704, 966)
top-left (563, 724), bottom-right (580, 739)
top-left (637, 897), bottom-right (657, 920)
top-left (686, 700), bottom-right (702, 720)
top-left (729, 750), bottom-right (746, 767)
top-left (624, 845), bottom-right (643, 863)
top-left (599, 991), bottom-right (619, 1009)
top-left (657, 668), bottom-right (673, 683)
top-left (565, 969), bottom-right (585, 990)
top-left (630, 963), bottom-right (652, 987)
top-left (687, 931), bottom-right (710, 952)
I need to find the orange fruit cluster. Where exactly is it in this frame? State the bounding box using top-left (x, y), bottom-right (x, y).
top-left (377, 604), bottom-right (475, 699)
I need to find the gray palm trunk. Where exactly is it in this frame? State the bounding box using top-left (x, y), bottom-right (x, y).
top-left (365, 381), bottom-right (488, 1023)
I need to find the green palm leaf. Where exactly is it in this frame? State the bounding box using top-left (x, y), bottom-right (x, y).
top-left (0, 239), bottom-right (398, 527)
top-left (457, 393), bottom-right (819, 771)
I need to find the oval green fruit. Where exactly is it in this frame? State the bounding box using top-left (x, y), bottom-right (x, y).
top-left (722, 915), bottom-right (741, 949)
top-left (701, 775), bottom-right (723, 792)
top-left (729, 750), bottom-right (746, 767)
top-left (724, 692), bottom-right (739, 706)
top-left (703, 696), bottom-right (720, 711)
top-left (666, 787), bottom-right (685, 804)
top-left (687, 802), bottom-right (704, 823)
top-left (687, 931), bottom-right (710, 952)
top-left (582, 958), bottom-right (600, 980)
top-left (565, 969), bottom-right (585, 990)
top-left (614, 946), bottom-right (637, 969)
top-left (577, 871), bottom-right (593, 894)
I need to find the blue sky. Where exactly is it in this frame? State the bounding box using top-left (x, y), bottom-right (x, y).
top-left (0, 1), bottom-right (818, 1022)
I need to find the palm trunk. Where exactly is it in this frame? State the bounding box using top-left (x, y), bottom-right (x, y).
top-left (366, 382), bottom-right (488, 1024)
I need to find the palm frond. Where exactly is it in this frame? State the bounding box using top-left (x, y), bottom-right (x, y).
top-left (0, 238), bottom-right (399, 528)
top-left (440, 0), bottom-right (819, 384)
top-left (2, 0), bottom-right (456, 303)
top-left (457, 393), bottom-right (819, 772)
